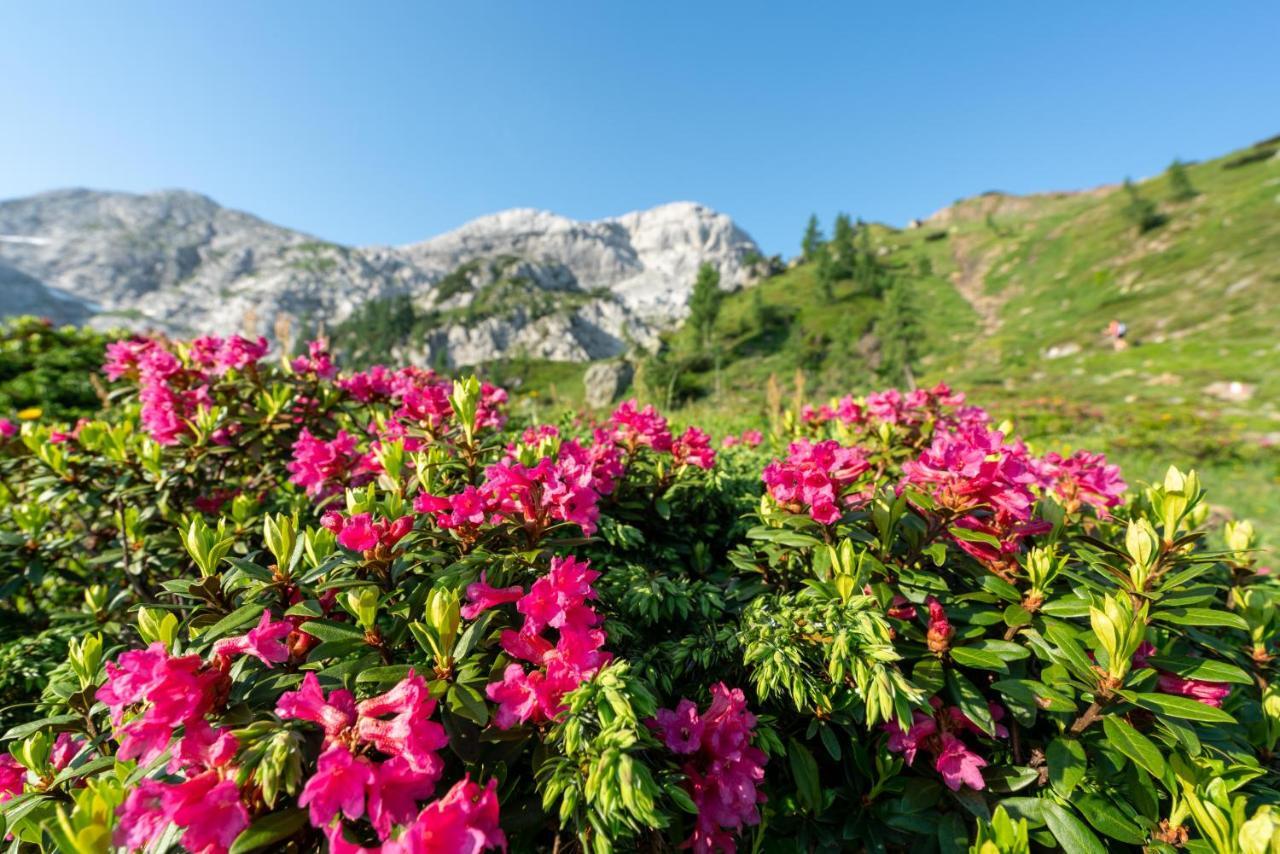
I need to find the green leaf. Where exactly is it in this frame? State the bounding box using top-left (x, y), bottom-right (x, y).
top-left (950, 525), bottom-right (1001, 548)
top-left (1047, 736), bottom-right (1086, 798)
top-left (977, 574), bottom-right (1021, 602)
top-left (1003, 603), bottom-right (1033, 627)
top-left (913, 658), bottom-right (945, 695)
top-left (946, 670), bottom-right (994, 735)
top-left (969, 639), bottom-right (1031, 660)
top-left (1, 715), bottom-right (79, 742)
top-left (950, 646), bottom-right (1009, 673)
top-left (297, 619), bottom-right (366, 643)
top-left (1145, 656), bottom-right (1253, 685)
top-left (1039, 598), bottom-right (1091, 618)
top-left (199, 602), bottom-right (268, 643)
top-left (1128, 692), bottom-right (1236, 724)
top-left (355, 665), bottom-right (412, 684)
top-left (787, 738), bottom-right (821, 811)
top-left (447, 683), bottom-right (490, 727)
top-left (1151, 608), bottom-right (1248, 632)
top-left (1040, 800), bottom-right (1106, 854)
top-left (229, 808), bottom-right (308, 854)
top-left (1073, 793), bottom-right (1147, 845)
top-left (991, 679), bottom-right (1077, 713)
top-left (1043, 622), bottom-right (1098, 682)
top-left (1102, 715), bottom-right (1167, 779)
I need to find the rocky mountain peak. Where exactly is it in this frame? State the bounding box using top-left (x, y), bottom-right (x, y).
top-left (0, 189), bottom-right (761, 366)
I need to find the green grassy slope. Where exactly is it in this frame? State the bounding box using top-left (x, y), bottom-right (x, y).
top-left (613, 137), bottom-right (1280, 532)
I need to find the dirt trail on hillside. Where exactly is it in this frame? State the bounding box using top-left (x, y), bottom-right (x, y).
top-left (948, 235), bottom-right (1003, 335)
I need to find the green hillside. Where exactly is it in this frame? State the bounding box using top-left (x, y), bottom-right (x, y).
top-left (500, 136), bottom-right (1280, 532)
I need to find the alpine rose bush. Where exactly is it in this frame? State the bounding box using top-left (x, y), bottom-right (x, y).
top-left (0, 338), bottom-right (1276, 854)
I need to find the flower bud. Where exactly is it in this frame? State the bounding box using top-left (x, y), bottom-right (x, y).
top-left (346, 587), bottom-right (379, 631)
top-left (1225, 519), bottom-right (1256, 558)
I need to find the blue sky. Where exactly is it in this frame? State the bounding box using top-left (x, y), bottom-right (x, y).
top-left (3, 2), bottom-right (1276, 255)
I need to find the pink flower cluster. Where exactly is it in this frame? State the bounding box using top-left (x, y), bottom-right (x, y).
top-left (373, 777), bottom-right (506, 854)
top-left (288, 428), bottom-right (372, 499)
top-left (290, 340), bottom-right (338, 380)
top-left (189, 335), bottom-right (269, 374)
top-left (324, 511), bottom-right (415, 553)
top-left (278, 671), bottom-right (449, 840)
top-left (901, 426), bottom-right (1051, 567)
top-left (417, 433), bottom-right (624, 540)
top-left (883, 697), bottom-right (1006, 792)
top-left (337, 365), bottom-right (507, 434)
top-left (212, 609), bottom-right (295, 668)
top-left (1033, 450), bottom-right (1127, 515)
top-left (653, 684), bottom-right (768, 854)
top-left (469, 556), bottom-right (612, 728)
top-left (1132, 643), bottom-right (1231, 707)
top-left (720, 429), bottom-right (763, 450)
top-left (610, 399), bottom-right (674, 452)
top-left (798, 384), bottom-right (984, 434)
top-left (104, 335), bottom-right (270, 445)
top-left (95, 642), bottom-right (227, 764)
top-left (606, 400), bottom-right (717, 470)
top-left (99, 644), bottom-right (250, 854)
top-left (761, 438), bottom-right (870, 524)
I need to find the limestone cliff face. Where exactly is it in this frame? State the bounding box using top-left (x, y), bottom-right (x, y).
top-left (0, 190), bottom-right (760, 365)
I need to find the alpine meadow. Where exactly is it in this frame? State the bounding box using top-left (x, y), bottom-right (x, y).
top-left (1, 12), bottom-right (1279, 852)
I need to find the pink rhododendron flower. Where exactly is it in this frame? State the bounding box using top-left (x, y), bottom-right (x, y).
top-left (673, 426), bottom-right (716, 470)
top-left (280, 672), bottom-right (450, 839)
top-left (167, 772), bottom-right (251, 854)
top-left (609, 399), bottom-right (674, 452)
top-left (741, 429), bottom-right (763, 448)
top-left (653, 683), bottom-right (767, 854)
top-left (114, 772), bottom-right (249, 854)
top-left (1037, 450), bottom-right (1127, 515)
top-left (882, 697), bottom-right (997, 791)
top-left (49, 732), bottom-right (87, 771)
top-left (114, 779), bottom-right (171, 850)
top-left (762, 438), bottom-right (870, 524)
top-left (300, 744), bottom-right (376, 827)
top-left (934, 734), bottom-right (988, 791)
top-left (486, 557), bottom-right (611, 728)
top-left (212, 609), bottom-right (293, 667)
top-left (291, 339), bottom-right (338, 379)
top-left (276, 672), bottom-right (358, 739)
top-left (1130, 642), bottom-right (1231, 707)
top-left (326, 512), bottom-right (415, 552)
top-left (96, 643), bottom-right (224, 764)
top-left (884, 710), bottom-right (937, 766)
top-left (170, 718), bottom-right (238, 774)
top-left (287, 428), bottom-right (368, 499)
top-left (461, 575), bottom-right (525, 620)
top-left (0, 755), bottom-right (23, 802)
top-left (383, 777), bottom-right (507, 854)
top-left (653, 698), bottom-right (705, 754)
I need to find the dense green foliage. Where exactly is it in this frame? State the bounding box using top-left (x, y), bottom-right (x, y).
top-left (0, 330), bottom-right (1277, 853)
top-left (0, 317), bottom-right (108, 421)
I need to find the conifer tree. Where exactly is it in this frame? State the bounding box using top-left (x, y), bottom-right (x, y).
top-left (1167, 159), bottom-right (1198, 202)
top-left (801, 214), bottom-right (824, 261)
top-left (877, 276), bottom-right (921, 387)
top-left (1122, 178), bottom-right (1165, 234)
top-left (687, 262), bottom-right (723, 351)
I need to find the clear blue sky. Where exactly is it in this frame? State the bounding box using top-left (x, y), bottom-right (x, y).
top-left (3, 2), bottom-right (1276, 255)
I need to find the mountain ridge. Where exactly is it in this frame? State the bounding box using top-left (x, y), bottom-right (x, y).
top-left (0, 190), bottom-right (761, 365)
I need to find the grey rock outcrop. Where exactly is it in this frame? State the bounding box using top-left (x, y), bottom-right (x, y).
top-left (583, 361), bottom-right (635, 409)
top-left (0, 190), bottom-right (761, 366)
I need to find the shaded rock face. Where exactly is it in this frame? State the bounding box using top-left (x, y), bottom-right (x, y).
top-left (0, 191), bottom-right (760, 365)
top-left (583, 361), bottom-right (634, 409)
top-left (0, 261), bottom-right (93, 326)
